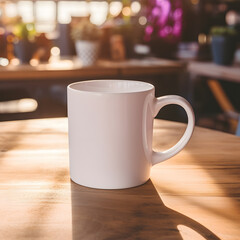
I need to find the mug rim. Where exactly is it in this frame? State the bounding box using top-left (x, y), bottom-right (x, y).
top-left (68, 80), bottom-right (154, 94)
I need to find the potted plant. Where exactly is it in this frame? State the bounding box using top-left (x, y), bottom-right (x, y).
top-left (13, 22), bottom-right (36, 64)
top-left (71, 18), bottom-right (102, 66)
top-left (210, 26), bottom-right (238, 66)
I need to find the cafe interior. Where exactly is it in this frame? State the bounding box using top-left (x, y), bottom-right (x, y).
top-left (1, 1), bottom-right (240, 239)
top-left (0, 0), bottom-right (239, 135)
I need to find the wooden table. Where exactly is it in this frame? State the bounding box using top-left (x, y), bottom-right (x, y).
top-left (188, 61), bottom-right (240, 83)
top-left (187, 61), bottom-right (240, 133)
top-left (0, 58), bottom-right (186, 121)
top-left (0, 118), bottom-right (239, 240)
top-left (0, 58), bottom-right (185, 81)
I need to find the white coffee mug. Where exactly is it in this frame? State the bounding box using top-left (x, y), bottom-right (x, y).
top-left (68, 80), bottom-right (195, 189)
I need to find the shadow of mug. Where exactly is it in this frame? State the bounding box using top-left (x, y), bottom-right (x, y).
top-left (71, 180), bottom-right (221, 240)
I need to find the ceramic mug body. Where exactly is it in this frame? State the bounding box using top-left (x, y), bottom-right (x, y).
top-left (67, 80), bottom-right (195, 189)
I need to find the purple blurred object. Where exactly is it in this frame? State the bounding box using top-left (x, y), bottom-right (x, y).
top-left (144, 0), bottom-right (182, 43)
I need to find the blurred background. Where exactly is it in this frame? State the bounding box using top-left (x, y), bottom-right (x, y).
top-left (0, 0), bottom-right (240, 135)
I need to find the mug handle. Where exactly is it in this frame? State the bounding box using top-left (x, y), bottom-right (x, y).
top-left (151, 95), bottom-right (195, 165)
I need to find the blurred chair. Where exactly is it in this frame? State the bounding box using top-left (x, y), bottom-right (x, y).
top-left (207, 79), bottom-right (240, 136)
top-left (236, 117), bottom-right (240, 136)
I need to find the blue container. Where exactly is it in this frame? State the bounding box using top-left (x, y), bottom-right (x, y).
top-left (14, 40), bottom-right (35, 64)
top-left (211, 35), bottom-right (237, 66)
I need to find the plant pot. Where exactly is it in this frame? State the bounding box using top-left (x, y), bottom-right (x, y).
top-left (14, 39), bottom-right (35, 64)
top-left (211, 36), bottom-right (237, 66)
top-left (75, 41), bottom-right (99, 66)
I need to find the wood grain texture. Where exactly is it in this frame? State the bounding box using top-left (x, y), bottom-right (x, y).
top-left (0, 58), bottom-right (185, 81)
top-left (0, 118), bottom-right (239, 240)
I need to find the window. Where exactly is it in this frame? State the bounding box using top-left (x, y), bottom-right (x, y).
top-left (58, 1), bottom-right (89, 24)
top-left (35, 1), bottom-right (56, 32)
top-left (0, 1), bottom-right (141, 32)
top-left (18, 1), bottom-right (33, 22)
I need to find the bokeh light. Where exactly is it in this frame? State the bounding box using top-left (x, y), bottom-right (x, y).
top-left (131, 1), bottom-right (141, 14)
top-left (109, 2), bottom-right (123, 16)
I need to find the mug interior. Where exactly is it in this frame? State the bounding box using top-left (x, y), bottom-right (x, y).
top-left (68, 80), bottom-right (154, 93)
